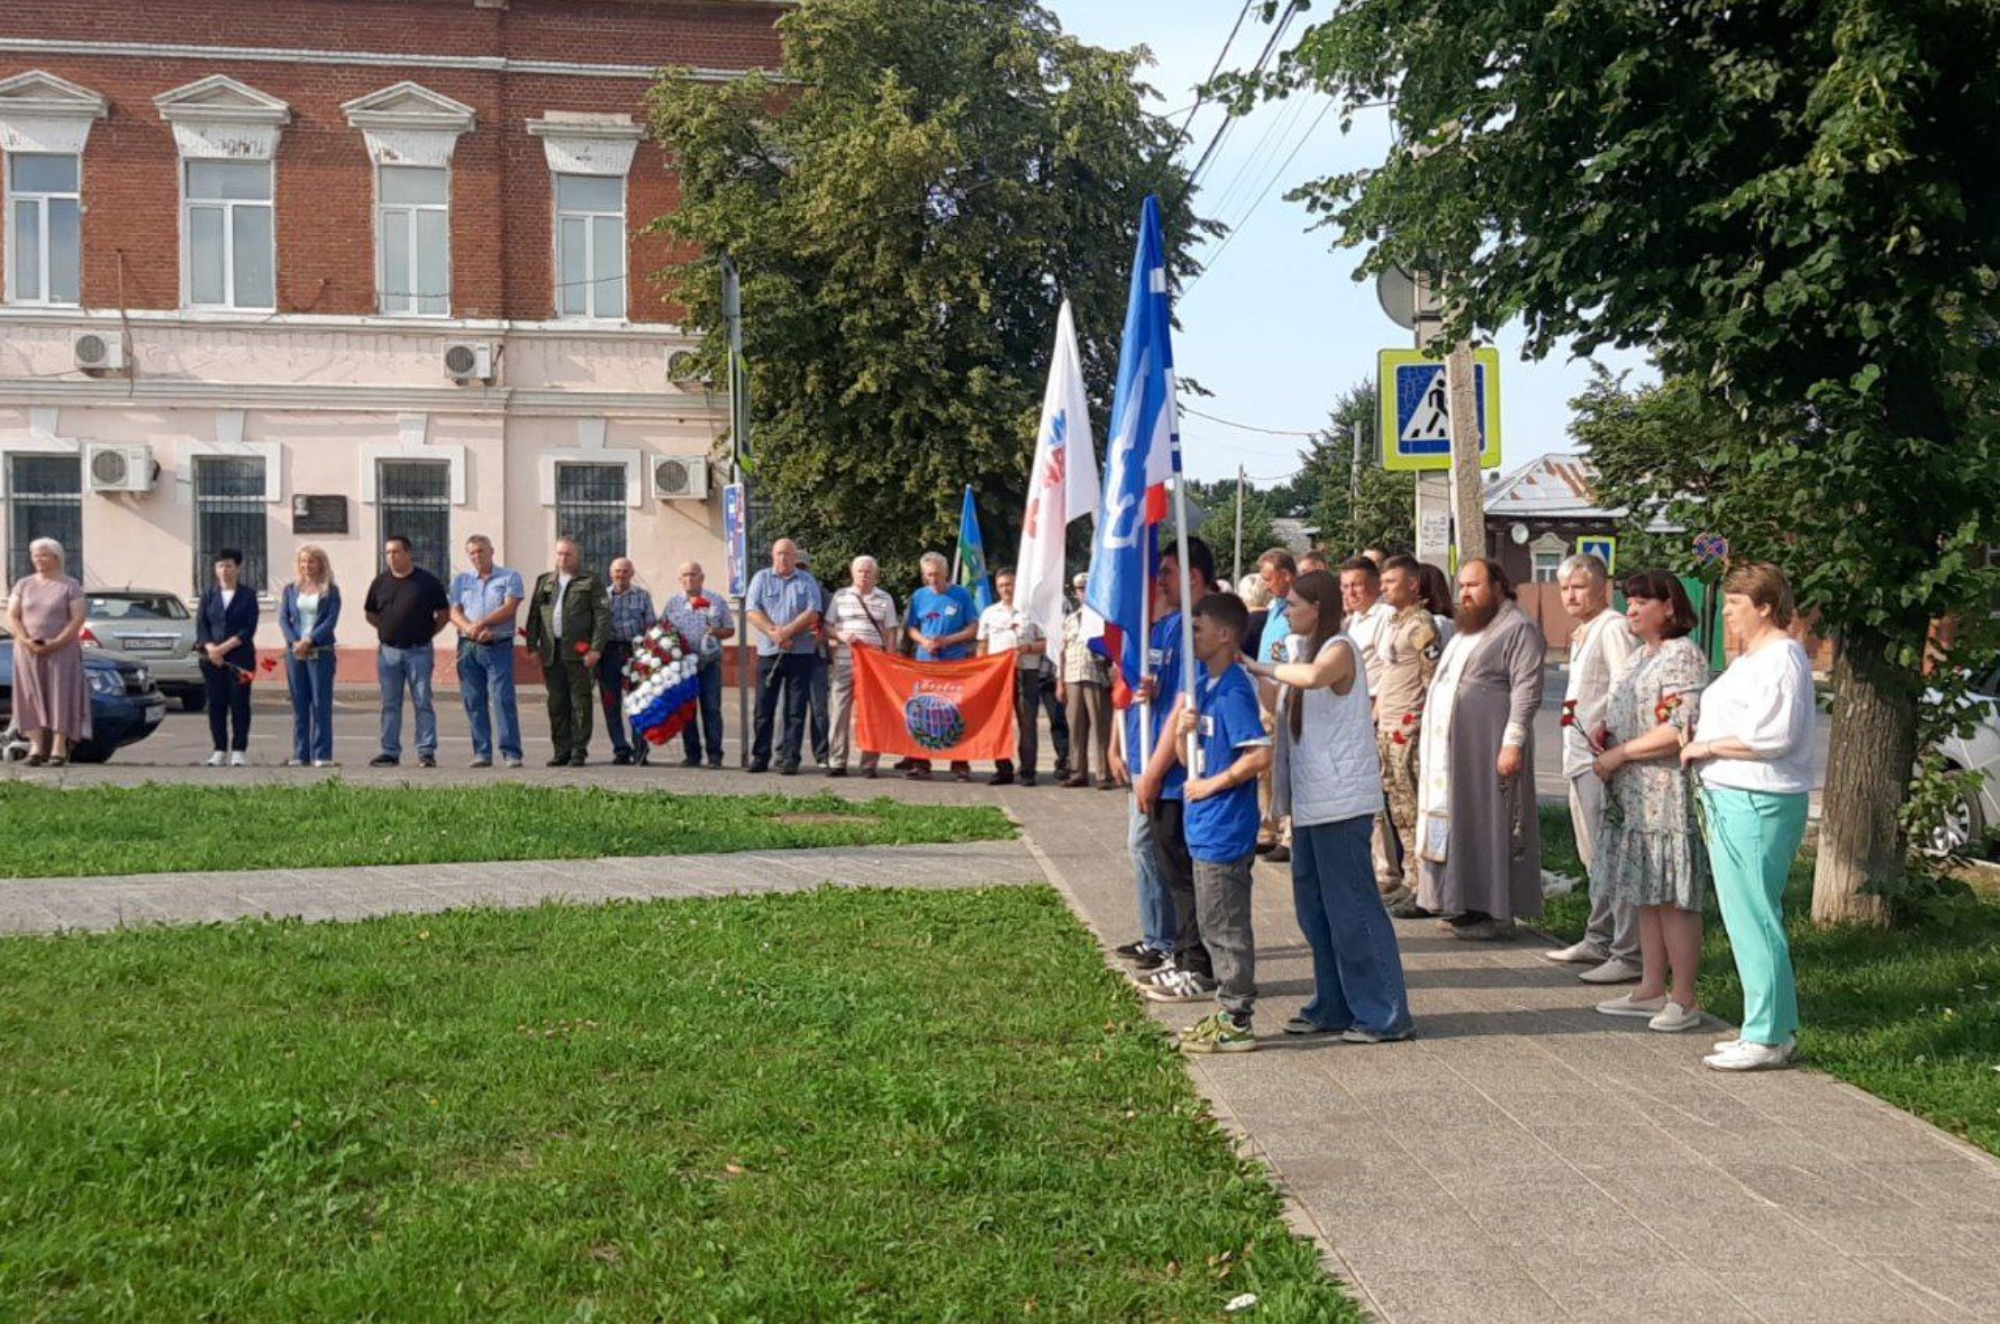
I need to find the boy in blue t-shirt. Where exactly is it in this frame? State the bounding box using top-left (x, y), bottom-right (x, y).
top-left (1164, 591), bottom-right (1272, 1052)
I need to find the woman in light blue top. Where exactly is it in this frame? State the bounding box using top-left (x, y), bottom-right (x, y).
top-left (279, 545), bottom-right (341, 767)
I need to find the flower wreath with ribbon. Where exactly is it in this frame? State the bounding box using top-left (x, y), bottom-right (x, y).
top-left (620, 622), bottom-right (703, 746)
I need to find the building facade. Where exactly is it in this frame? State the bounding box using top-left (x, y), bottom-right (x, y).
top-left (0, 0), bottom-right (782, 678)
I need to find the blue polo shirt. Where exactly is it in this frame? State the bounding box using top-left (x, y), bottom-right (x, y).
top-left (908, 585), bottom-right (977, 661)
top-left (745, 567), bottom-right (823, 656)
top-left (1183, 662), bottom-right (1269, 864)
top-left (450, 567), bottom-right (524, 642)
top-left (1124, 613), bottom-right (1188, 801)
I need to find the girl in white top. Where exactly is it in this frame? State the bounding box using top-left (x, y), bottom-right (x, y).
top-left (1247, 569), bottom-right (1414, 1042)
top-left (1680, 563), bottom-right (1815, 1071)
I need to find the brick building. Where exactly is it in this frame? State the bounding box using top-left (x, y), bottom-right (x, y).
top-left (0, 0), bottom-right (783, 678)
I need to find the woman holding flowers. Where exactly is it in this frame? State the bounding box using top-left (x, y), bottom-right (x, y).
top-left (1589, 570), bottom-right (1711, 1033)
top-left (196, 547), bottom-right (261, 767)
top-left (279, 544), bottom-right (341, 767)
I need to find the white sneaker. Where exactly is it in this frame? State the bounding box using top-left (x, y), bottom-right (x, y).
top-left (1578, 956), bottom-right (1643, 985)
top-left (313, 760), bottom-right (338, 768)
top-left (1704, 1037), bottom-right (1796, 1072)
top-left (1143, 969), bottom-right (1219, 1004)
top-left (1542, 939), bottom-right (1610, 965)
top-left (1712, 1036), bottom-right (1741, 1053)
top-left (1596, 992), bottom-right (1668, 1018)
top-left (204, 751), bottom-right (227, 767)
top-left (504, 756), bottom-right (524, 769)
top-left (229, 752), bottom-right (247, 767)
top-left (1648, 1001), bottom-right (1703, 1033)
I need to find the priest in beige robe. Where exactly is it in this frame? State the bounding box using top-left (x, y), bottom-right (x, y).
top-left (1415, 557), bottom-right (1546, 940)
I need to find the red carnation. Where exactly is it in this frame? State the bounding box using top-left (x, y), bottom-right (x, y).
top-left (1390, 730), bottom-right (1407, 745)
top-left (1401, 712), bottom-right (1417, 726)
top-left (260, 657), bottom-right (277, 673)
top-left (690, 596), bottom-right (710, 610)
top-left (574, 642), bottom-right (590, 656)
top-left (1560, 699), bottom-right (1579, 729)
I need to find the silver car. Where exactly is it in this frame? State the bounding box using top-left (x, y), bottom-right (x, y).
top-left (1929, 662), bottom-right (2000, 857)
top-left (84, 589), bottom-right (204, 711)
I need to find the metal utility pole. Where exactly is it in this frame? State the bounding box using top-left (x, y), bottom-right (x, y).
top-left (722, 254), bottom-right (752, 767)
top-left (1349, 418), bottom-right (1363, 516)
top-left (1232, 464), bottom-right (1245, 583)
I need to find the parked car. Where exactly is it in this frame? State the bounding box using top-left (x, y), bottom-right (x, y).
top-left (0, 628), bottom-right (168, 763)
top-left (84, 589), bottom-right (204, 711)
top-left (1927, 662), bottom-right (2000, 856)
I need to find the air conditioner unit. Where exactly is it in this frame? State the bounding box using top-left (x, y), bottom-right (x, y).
top-left (666, 349), bottom-right (711, 389)
top-left (74, 332), bottom-right (130, 374)
top-left (86, 443), bottom-right (157, 494)
top-left (442, 341), bottom-right (494, 384)
top-left (653, 455), bottom-right (710, 501)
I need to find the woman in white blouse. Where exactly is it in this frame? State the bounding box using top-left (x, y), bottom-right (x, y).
top-left (1680, 563), bottom-right (1816, 1071)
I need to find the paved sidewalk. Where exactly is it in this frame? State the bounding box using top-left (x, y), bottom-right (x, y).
top-left (0, 838), bottom-right (1037, 934)
top-left (7, 763), bottom-right (1996, 1320)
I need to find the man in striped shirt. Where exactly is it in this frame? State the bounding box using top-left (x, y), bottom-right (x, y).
top-left (825, 555), bottom-right (899, 778)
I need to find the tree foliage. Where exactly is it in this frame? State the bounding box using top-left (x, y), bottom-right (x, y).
top-left (646, 0), bottom-right (1213, 586)
top-left (1288, 380), bottom-right (1416, 556)
top-left (1253, 0), bottom-right (2000, 920)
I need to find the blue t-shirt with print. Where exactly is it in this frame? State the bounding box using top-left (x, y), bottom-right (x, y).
top-left (908, 585), bottom-right (976, 661)
top-left (1123, 613), bottom-right (1188, 801)
top-left (1257, 604), bottom-right (1293, 667)
top-left (1183, 662), bottom-right (1269, 864)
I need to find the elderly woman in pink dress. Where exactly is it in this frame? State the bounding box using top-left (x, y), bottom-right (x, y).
top-left (5, 537), bottom-right (90, 766)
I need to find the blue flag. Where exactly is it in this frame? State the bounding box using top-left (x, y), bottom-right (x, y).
top-left (1085, 195), bottom-right (1179, 705)
top-left (955, 485), bottom-right (995, 613)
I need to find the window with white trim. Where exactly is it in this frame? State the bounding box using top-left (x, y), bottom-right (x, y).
top-left (6, 154), bottom-right (81, 306)
top-left (185, 160), bottom-right (274, 311)
top-left (555, 463), bottom-right (627, 580)
top-left (377, 164), bottom-right (450, 317)
top-left (6, 454), bottom-right (83, 584)
top-left (553, 173), bottom-right (625, 320)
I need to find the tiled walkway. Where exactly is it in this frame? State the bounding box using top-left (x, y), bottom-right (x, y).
top-left (8, 763), bottom-right (1998, 1322)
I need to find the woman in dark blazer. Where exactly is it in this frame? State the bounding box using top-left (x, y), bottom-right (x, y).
top-left (279, 544), bottom-right (341, 767)
top-left (196, 547), bottom-right (260, 766)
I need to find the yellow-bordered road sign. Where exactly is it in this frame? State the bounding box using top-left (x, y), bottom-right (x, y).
top-left (1378, 347), bottom-right (1503, 472)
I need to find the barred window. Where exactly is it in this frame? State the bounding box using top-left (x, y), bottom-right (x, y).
top-left (555, 463), bottom-right (626, 581)
top-left (193, 456), bottom-right (268, 592)
top-left (7, 454), bottom-right (83, 584)
top-left (376, 459), bottom-right (451, 579)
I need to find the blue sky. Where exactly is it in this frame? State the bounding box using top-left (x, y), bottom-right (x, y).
top-left (1057, 0), bottom-right (1653, 488)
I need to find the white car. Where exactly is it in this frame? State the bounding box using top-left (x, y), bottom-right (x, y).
top-left (1930, 663), bottom-right (2000, 856)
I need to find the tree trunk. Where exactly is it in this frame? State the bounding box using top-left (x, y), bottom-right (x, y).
top-left (1810, 623), bottom-right (1912, 926)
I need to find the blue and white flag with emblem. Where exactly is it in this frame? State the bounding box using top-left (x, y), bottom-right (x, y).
top-left (1085, 195), bottom-right (1178, 707)
top-left (1014, 298), bottom-right (1101, 646)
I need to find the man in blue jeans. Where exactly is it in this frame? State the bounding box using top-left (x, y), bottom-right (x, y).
top-left (363, 535), bottom-right (451, 768)
top-left (449, 534), bottom-right (524, 769)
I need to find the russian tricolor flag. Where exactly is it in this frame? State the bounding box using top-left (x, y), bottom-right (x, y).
top-left (1085, 196), bottom-right (1179, 711)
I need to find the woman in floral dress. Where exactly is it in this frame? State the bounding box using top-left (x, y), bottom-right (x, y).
top-left (1589, 570), bottom-right (1711, 1033)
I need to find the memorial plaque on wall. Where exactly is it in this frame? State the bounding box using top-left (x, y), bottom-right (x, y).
top-left (292, 495), bottom-right (349, 535)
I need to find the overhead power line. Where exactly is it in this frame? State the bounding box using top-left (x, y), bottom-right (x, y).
top-left (1182, 405), bottom-right (1319, 437)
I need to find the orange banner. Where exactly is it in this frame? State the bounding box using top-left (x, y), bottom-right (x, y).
top-left (852, 647), bottom-right (1018, 763)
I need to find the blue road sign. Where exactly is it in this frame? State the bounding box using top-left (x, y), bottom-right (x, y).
top-left (1378, 347), bottom-right (1503, 471)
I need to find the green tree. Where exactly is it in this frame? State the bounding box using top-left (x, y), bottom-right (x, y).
top-left (1254, 0), bottom-right (2000, 923)
top-left (1289, 381), bottom-right (1414, 556)
top-left (1179, 476), bottom-right (1278, 584)
top-left (646, 0), bottom-right (1214, 587)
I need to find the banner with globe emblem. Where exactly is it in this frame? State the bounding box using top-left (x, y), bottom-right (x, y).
top-left (850, 646), bottom-right (1018, 763)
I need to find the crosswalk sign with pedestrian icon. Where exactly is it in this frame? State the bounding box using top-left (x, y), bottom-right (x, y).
top-left (1377, 347), bottom-right (1504, 472)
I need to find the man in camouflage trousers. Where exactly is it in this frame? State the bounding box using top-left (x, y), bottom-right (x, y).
top-left (1373, 555), bottom-right (1441, 905)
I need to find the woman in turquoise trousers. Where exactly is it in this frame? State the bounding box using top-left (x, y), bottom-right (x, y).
top-left (1680, 562), bottom-right (1816, 1072)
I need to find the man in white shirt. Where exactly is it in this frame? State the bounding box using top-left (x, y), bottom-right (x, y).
top-left (824, 555), bottom-right (899, 778)
top-left (978, 568), bottom-right (1047, 786)
top-left (1543, 553), bottom-right (1643, 983)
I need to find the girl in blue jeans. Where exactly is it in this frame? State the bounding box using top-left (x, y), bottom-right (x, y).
top-left (1249, 570), bottom-right (1414, 1042)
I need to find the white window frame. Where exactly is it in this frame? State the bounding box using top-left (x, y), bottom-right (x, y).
top-left (4, 152), bottom-right (81, 307)
top-left (552, 172), bottom-right (627, 321)
top-left (375, 163), bottom-right (451, 318)
top-left (182, 158), bottom-right (276, 312)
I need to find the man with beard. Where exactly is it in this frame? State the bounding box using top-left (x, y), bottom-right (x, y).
top-left (1411, 557), bottom-right (1546, 939)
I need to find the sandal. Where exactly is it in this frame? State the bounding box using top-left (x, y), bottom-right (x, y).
top-left (46, 754), bottom-right (67, 767)
top-left (25, 753), bottom-right (47, 767)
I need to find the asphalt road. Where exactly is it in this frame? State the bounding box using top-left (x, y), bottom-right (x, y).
top-left (107, 665), bottom-right (1833, 803)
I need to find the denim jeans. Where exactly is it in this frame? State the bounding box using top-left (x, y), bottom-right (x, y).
top-left (457, 639), bottom-right (521, 762)
top-left (284, 651), bottom-right (336, 764)
top-left (1128, 794), bottom-right (1177, 954)
top-left (1292, 815), bottom-right (1415, 1038)
top-left (752, 651), bottom-right (812, 767)
top-left (683, 659), bottom-right (725, 763)
top-left (377, 643), bottom-right (437, 759)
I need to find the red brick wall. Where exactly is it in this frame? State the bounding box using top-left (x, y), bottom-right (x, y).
top-left (0, 0), bottom-right (779, 320)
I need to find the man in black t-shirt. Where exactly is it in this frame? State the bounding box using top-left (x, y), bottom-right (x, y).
top-left (363, 536), bottom-right (451, 767)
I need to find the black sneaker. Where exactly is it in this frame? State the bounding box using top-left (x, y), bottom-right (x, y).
top-left (779, 762), bottom-right (800, 776)
top-left (418, 754), bottom-right (437, 768)
top-left (368, 754), bottom-right (399, 768)
top-left (1112, 940), bottom-right (1150, 961)
top-left (1019, 773), bottom-right (1038, 787)
top-left (612, 750), bottom-right (632, 766)
top-left (1130, 948), bottom-right (1170, 975)
top-left (988, 770), bottom-right (1016, 786)
top-left (748, 761), bottom-right (770, 774)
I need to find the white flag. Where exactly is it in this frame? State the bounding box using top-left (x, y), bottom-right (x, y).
top-left (1014, 299), bottom-right (1101, 646)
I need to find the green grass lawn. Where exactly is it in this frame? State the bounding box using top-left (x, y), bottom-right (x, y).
top-left (1537, 806), bottom-right (2000, 1157)
top-left (0, 783), bottom-right (1013, 879)
top-left (0, 886), bottom-right (1356, 1322)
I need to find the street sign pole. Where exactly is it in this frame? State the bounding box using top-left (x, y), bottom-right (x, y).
top-left (722, 254), bottom-right (752, 767)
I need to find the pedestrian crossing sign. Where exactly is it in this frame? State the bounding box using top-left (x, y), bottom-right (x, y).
top-left (1377, 347), bottom-right (1503, 472)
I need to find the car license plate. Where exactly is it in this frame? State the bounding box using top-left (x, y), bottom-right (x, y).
top-left (143, 705), bottom-right (164, 726)
top-left (124, 638), bottom-right (175, 652)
